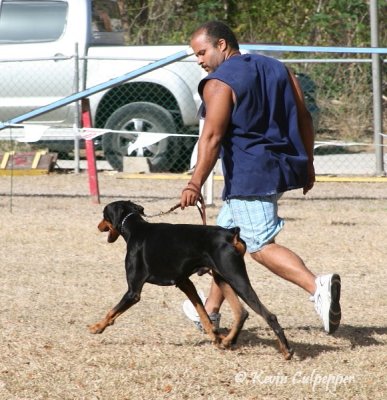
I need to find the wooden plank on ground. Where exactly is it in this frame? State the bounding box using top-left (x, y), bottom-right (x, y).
top-left (0, 151), bottom-right (57, 175)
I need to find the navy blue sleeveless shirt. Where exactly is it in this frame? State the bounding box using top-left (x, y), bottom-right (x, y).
top-left (198, 54), bottom-right (309, 199)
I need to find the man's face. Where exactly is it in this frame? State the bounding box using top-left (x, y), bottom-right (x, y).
top-left (190, 32), bottom-right (225, 73)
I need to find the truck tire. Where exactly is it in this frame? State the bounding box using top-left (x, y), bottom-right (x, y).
top-left (102, 102), bottom-right (178, 171)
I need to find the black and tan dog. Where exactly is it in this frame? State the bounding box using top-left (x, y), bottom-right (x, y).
top-left (89, 200), bottom-right (293, 360)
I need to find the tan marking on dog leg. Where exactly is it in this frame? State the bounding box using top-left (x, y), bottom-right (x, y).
top-left (194, 303), bottom-right (220, 342)
top-left (177, 279), bottom-right (220, 345)
top-left (216, 279), bottom-right (248, 348)
top-left (277, 338), bottom-right (294, 360)
top-left (88, 309), bottom-right (122, 334)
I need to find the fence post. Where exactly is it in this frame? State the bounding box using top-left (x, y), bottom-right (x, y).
top-left (370, 0), bottom-right (385, 175)
top-left (81, 98), bottom-right (100, 204)
top-left (73, 43), bottom-right (80, 174)
top-left (203, 170), bottom-right (214, 205)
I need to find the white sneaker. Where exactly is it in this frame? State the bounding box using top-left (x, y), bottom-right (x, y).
top-left (182, 290), bottom-right (221, 331)
top-left (313, 274), bottom-right (341, 334)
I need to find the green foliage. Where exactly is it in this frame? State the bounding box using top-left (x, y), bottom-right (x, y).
top-left (308, 0), bottom-right (370, 46)
top-left (117, 0), bottom-right (386, 47)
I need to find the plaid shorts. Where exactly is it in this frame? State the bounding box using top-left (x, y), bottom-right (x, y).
top-left (216, 195), bottom-right (284, 253)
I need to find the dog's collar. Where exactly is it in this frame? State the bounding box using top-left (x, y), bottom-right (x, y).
top-left (121, 212), bottom-right (136, 230)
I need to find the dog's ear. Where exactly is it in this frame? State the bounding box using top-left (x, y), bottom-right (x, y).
top-left (127, 200), bottom-right (145, 216)
top-left (98, 219), bottom-right (120, 243)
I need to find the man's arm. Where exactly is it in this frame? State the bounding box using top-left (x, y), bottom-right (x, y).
top-left (180, 79), bottom-right (233, 208)
top-left (287, 68), bottom-right (316, 194)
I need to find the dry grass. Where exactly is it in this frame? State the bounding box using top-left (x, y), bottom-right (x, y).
top-left (0, 172), bottom-right (386, 399)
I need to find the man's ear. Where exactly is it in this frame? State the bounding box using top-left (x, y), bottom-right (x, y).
top-left (217, 38), bottom-right (228, 52)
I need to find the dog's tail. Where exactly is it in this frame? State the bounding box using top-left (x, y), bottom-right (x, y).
top-left (229, 227), bottom-right (246, 256)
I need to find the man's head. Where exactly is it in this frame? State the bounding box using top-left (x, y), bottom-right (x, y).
top-left (190, 21), bottom-right (240, 73)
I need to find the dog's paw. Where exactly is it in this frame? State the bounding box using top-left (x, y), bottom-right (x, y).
top-left (88, 323), bottom-right (105, 334)
top-left (221, 341), bottom-right (232, 349)
top-left (212, 334), bottom-right (233, 350)
top-left (215, 341), bottom-right (233, 350)
top-left (283, 347), bottom-right (294, 361)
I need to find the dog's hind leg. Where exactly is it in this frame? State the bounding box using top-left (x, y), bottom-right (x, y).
top-left (176, 278), bottom-right (221, 346)
top-left (234, 283), bottom-right (293, 360)
top-left (215, 254), bottom-right (294, 359)
top-left (212, 273), bottom-right (248, 348)
top-left (253, 303), bottom-right (294, 360)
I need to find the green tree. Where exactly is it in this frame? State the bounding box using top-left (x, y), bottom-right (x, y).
top-left (117, 0), bottom-right (385, 47)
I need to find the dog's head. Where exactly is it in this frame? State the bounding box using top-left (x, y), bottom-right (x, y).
top-left (98, 200), bottom-right (145, 243)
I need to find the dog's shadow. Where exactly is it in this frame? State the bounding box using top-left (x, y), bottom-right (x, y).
top-left (220, 324), bottom-right (387, 360)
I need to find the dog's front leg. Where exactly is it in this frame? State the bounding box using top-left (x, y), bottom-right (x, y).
top-left (177, 278), bottom-right (221, 346)
top-left (88, 308), bottom-right (123, 334)
top-left (88, 290), bottom-right (141, 334)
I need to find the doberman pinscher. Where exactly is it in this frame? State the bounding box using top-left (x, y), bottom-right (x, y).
top-left (89, 200), bottom-right (293, 360)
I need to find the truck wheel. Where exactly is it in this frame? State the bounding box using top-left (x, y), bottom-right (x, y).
top-left (102, 102), bottom-right (178, 171)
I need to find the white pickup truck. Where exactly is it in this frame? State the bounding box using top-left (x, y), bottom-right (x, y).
top-left (0, 0), bottom-right (202, 171)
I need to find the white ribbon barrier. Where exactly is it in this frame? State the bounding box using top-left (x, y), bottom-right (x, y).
top-left (79, 128), bottom-right (199, 156)
top-left (17, 125), bottom-right (50, 143)
top-left (8, 126), bottom-right (201, 162)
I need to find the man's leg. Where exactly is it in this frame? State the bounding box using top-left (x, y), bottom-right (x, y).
top-left (204, 242), bottom-right (316, 315)
top-left (251, 242), bottom-right (341, 334)
top-left (204, 242), bottom-right (340, 334)
top-left (250, 242), bottom-right (317, 294)
top-left (204, 279), bottom-right (224, 313)
top-left (199, 202), bottom-right (317, 314)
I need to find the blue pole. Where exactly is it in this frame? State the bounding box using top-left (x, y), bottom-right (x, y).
top-left (240, 44), bottom-right (387, 54)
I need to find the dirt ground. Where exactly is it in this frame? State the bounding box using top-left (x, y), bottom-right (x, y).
top-left (0, 171), bottom-right (386, 400)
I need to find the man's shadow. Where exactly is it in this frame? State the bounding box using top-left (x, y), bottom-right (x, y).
top-left (235, 324), bottom-right (387, 360)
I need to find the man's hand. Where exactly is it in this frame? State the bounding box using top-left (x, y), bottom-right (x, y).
top-left (180, 181), bottom-right (202, 209)
top-left (303, 162), bottom-right (315, 195)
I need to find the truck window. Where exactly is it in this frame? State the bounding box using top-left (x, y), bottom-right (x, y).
top-left (92, 0), bottom-right (124, 45)
top-left (0, 0), bottom-right (68, 44)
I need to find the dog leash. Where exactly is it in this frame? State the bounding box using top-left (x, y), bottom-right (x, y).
top-left (145, 182), bottom-right (206, 225)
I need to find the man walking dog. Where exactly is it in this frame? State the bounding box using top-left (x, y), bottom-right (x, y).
top-left (180, 21), bottom-right (341, 334)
